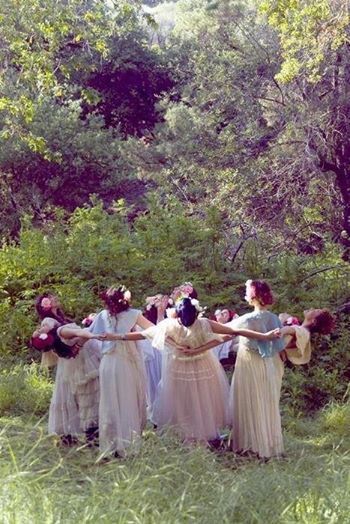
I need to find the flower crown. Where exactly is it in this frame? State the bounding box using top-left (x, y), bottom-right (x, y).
top-left (40, 297), bottom-right (52, 310)
top-left (106, 285), bottom-right (131, 303)
top-left (145, 294), bottom-right (166, 311)
top-left (32, 332), bottom-right (55, 352)
top-left (171, 283), bottom-right (194, 305)
top-left (189, 298), bottom-right (203, 312)
top-left (82, 313), bottom-right (97, 327)
top-left (244, 280), bottom-right (256, 303)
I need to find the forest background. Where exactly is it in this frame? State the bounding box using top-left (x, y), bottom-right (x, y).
top-left (0, 1), bottom-right (349, 522)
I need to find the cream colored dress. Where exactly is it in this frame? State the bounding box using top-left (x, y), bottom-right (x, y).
top-left (229, 311), bottom-right (285, 458)
top-left (143, 318), bottom-right (230, 442)
top-left (48, 323), bottom-right (101, 436)
top-left (284, 326), bottom-right (312, 365)
top-left (90, 309), bottom-right (147, 456)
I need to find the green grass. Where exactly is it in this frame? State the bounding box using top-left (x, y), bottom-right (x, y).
top-left (0, 403), bottom-right (349, 524)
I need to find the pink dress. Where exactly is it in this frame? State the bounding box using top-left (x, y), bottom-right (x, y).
top-left (143, 318), bottom-right (230, 442)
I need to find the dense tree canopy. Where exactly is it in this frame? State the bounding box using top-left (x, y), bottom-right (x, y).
top-left (0, 0), bottom-right (349, 266)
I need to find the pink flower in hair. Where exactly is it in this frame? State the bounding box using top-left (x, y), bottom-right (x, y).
top-left (41, 297), bottom-right (52, 310)
top-left (82, 313), bottom-right (96, 327)
top-left (286, 316), bottom-right (300, 326)
top-left (124, 289), bottom-right (132, 302)
top-left (244, 280), bottom-right (256, 303)
top-left (181, 283), bottom-right (193, 296)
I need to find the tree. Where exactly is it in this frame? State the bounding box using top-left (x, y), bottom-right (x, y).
top-left (126, 0), bottom-right (350, 260)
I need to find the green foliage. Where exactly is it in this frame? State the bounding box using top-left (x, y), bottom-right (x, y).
top-left (0, 199), bottom-right (348, 417)
top-left (282, 319), bottom-right (350, 415)
top-left (260, 0), bottom-right (349, 83)
top-left (0, 361), bottom-right (52, 416)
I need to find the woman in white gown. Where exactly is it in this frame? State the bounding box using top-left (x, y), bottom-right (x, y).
top-left (279, 309), bottom-right (335, 365)
top-left (90, 286), bottom-right (157, 457)
top-left (229, 280), bottom-right (286, 459)
top-left (32, 318), bottom-right (102, 445)
top-left (104, 297), bottom-right (280, 444)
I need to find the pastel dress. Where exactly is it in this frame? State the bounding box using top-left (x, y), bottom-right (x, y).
top-left (48, 323), bottom-right (101, 436)
top-left (284, 326), bottom-right (312, 365)
top-left (137, 335), bottom-right (162, 414)
top-left (90, 309), bottom-right (147, 456)
top-left (142, 317), bottom-right (230, 442)
top-left (229, 311), bottom-right (285, 458)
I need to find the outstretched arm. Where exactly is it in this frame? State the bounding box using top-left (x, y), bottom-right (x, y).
top-left (208, 320), bottom-right (280, 340)
top-left (59, 326), bottom-right (105, 340)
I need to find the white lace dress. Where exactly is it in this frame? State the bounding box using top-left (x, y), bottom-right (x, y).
top-left (48, 323), bottom-right (101, 436)
top-left (142, 318), bottom-right (230, 442)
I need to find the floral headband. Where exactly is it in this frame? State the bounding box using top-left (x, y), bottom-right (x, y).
top-left (190, 298), bottom-right (203, 312)
top-left (32, 332), bottom-right (55, 352)
top-left (106, 286), bottom-right (131, 303)
top-left (40, 297), bottom-right (52, 310)
top-left (171, 283), bottom-right (194, 305)
top-left (145, 294), bottom-right (166, 310)
top-left (244, 280), bottom-right (256, 303)
top-left (82, 313), bottom-right (97, 327)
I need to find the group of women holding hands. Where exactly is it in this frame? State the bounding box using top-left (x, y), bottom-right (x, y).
top-left (31, 280), bottom-right (335, 460)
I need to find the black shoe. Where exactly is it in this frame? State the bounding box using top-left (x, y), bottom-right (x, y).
top-left (61, 434), bottom-right (78, 446)
top-left (85, 426), bottom-right (99, 447)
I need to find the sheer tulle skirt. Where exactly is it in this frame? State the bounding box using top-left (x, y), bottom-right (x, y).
top-left (229, 346), bottom-right (284, 458)
top-left (99, 342), bottom-right (147, 456)
top-left (152, 351), bottom-right (229, 442)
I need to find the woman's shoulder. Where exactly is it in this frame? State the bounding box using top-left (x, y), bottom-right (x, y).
top-left (57, 322), bottom-right (79, 336)
top-left (128, 308), bottom-right (142, 315)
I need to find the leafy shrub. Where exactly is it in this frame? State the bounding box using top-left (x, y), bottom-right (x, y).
top-left (0, 360), bottom-right (53, 416)
top-left (0, 200), bottom-right (349, 416)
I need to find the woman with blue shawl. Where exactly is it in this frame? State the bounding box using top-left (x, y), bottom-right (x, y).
top-left (229, 280), bottom-right (286, 459)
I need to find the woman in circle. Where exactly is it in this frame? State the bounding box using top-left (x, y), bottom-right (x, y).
top-left (141, 294), bottom-right (170, 412)
top-left (89, 285), bottom-right (158, 457)
top-left (32, 314), bottom-right (103, 445)
top-left (104, 296), bottom-right (280, 445)
top-left (33, 293), bottom-right (102, 445)
top-left (229, 280), bottom-right (286, 459)
top-left (279, 309), bottom-right (335, 365)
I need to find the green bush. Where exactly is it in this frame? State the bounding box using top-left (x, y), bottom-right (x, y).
top-left (0, 360), bottom-right (53, 416)
top-left (0, 200), bottom-right (349, 416)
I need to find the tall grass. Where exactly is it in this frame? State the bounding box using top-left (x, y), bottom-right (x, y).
top-left (1, 402), bottom-right (349, 524)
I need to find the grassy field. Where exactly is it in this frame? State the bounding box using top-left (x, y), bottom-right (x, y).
top-left (1, 400), bottom-right (349, 524)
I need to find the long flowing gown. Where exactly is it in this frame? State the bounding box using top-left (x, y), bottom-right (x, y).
top-left (48, 323), bottom-right (101, 436)
top-left (229, 311), bottom-right (285, 458)
top-left (90, 309), bottom-right (147, 456)
top-left (143, 317), bottom-right (230, 442)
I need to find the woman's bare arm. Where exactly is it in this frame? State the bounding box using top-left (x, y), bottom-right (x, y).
top-left (181, 336), bottom-right (232, 356)
top-left (59, 326), bottom-right (104, 340)
top-left (208, 320), bottom-right (280, 340)
top-left (280, 326), bottom-right (296, 336)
